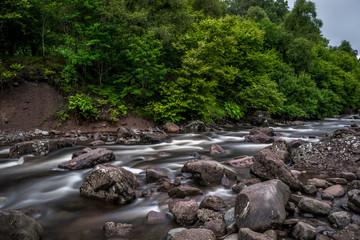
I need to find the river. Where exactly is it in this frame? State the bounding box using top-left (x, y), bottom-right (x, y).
top-left (0, 116), bottom-right (359, 239)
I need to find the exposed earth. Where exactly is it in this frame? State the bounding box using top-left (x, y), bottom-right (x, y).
top-left (0, 82), bottom-right (154, 132)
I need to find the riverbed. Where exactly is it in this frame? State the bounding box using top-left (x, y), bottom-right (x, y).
top-left (0, 116), bottom-right (359, 239)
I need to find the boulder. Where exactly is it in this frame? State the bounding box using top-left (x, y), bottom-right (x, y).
top-left (203, 219), bottom-right (226, 237)
top-left (210, 144), bottom-right (227, 155)
top-left (0, 210), bottom-right (43, 240)
top-left (9, 138), bottom-right (76, 158)
top-left (238, 228), bottom-right (273, 240)
top-left (251, 111), bottom-right (274, 126)
top-left (168, 199), bottom-right (199, 226)
top-left (341, 172), bottom-right (357, 181)
top-left (172, 228), bottom-right (216, 240)
top-left (80, 164), bottom-right (138, 204)
top-left (181, 160), bottom-right (237, 186)
top-left (249, 127), bottom-right (275, 136)
top-left (116, 127), bottom-right (168, 144)
top-left (289, 139), bottom-right (308, 149)
top-left (307, 178), bottom-right (331, 189)
top-left (163, 122), bottom-right (180, 133)
top-left (323, 185), bottom-right (345, 197)
top-left (58, 148), bottom-right (115, 170)
top-left (139, 128), bottom-right (168, 144)
top-left (168, 185), bottom-right (203, 198)
top-left (292, 222), bottom-right (316, 240)
top-left (328, 211), bottom-right (352, 228)
top-left (197, 208), bottom-right (223, 222)
top-left (181, 121), bottom-right (207, 133)
top-left (303, 185), bottom-right (317, 195)
top-left (224, 156), bottom-right (254, 168)
top-left (200, 195), bottom-right (225, 211)
top-left (293, 133), bottom-right (360, 174)
top-left (146, 168), bottom-right (169, 183)
top-left (145, 211), bottom-right (168, 225)
top-left (103, 222), bottom-right (133, 238)
top-left (244, 134), bottom-right (274, 143)
top-left (250, 143), bottom-right (303, 190)
top-left (235, 179), bottom-right (290, 232)
top-left (298, 198), bottom-right (331, 215)
top-left (266, 139), bottom-right (292, 163)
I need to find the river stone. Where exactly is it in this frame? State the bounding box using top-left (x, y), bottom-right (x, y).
top-left (292, 222), bottom-right (316, 240)
top-left (168, 199), bottom-right (199, 226)
top-left (244, 134), bottom-right (274, 143)
top-left (80, 164), bottom-right (138, 204)
top-left (167, 228), bottom-right (186, 240)
top-left (210, 144), bottom-right (227, 155)
top-left (250, 142), bottom-right (303, 190)
top-left (238, 228), bottom-right (273, 240)
top-left (307, 178), bottom-right (331, 189)
top-left (327, 178), bottom-right (348, 185)
top-left (232, 182), bottom-right (247, 193)
top-left (9, 138), bottom-right (76, 158)
top-left (225, 156), bottom-right (254, 168)
top-left (200, 195), bottom-right (225, 211)
top-left (341, 172), bottom-right (357, 181)
top-left (0, 210), bottom-right (43, 240)
top-left (181, 121), bottom-right (207, 133)
top-left (347, 189), bottom-right (360, 213)
top-left (103, 222), bottom-right (133, 238)
top-left (146, 168), bottom-right (169, 183)
top-left (181, 160), bottom-right (237, 186)
top-left (323, 185), bottom-right (345, 197)
top-left (197, 208), bottom-right (223, 222)
top-left (145, 211), bottom-right (168, 225)
top-left (303, 185), bottom-right (317, 195)
top-left (58, 148), bottom-right (115, 170)
top-left (235, 179), bottom-right (290, 232)
top-left (223, 233), bottom-right (238, 240)
top-left (163, 122), bottom-right (180, 133)
top-left (89, 140), bottom-right (105, 146)
top-left (331, 223), bottom-right (360, 240)
top-left (139, 128), bottom-right (168, 144)
top-left (249, 127), bottom-right (274, 136)
top-left (298, 198), bottom-right (331, 215)
top-left (203, 219), bottom-right (226, 237)
top-left (328, 211), bottom-right (352, 228)
top-left (349, 180), bottom-right (360, 191)
top-left (224, 207), bottom-right (235, 226)
top-left (172, 228), bottom-right (216, 240)
top-left (168, 185), bottom-right (203, 198)
top-left (251, 111), bottom-right (274, 127)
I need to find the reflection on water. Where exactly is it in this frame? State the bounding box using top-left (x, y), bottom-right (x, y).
top-left (0, 117), bottom-right (359, 239)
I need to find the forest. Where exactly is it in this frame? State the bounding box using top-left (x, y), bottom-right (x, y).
top-left (1, 0), bottom-right (360, 123)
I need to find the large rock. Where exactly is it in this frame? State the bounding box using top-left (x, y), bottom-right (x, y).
top-left (9, 138), bottom-right (76, 158)
top-left (347, 189), bottom-right (360, 213)
top-left (323, 185), bottom-right (345, 197)
top-left (250, 141), bottom-right (303, 190)
top-left (203, 219), bottom-right (226, 237)
top-left (163, 122), bottom-right (180, 133)
top-left (181, 121), bottom-right (207, 133)
top-left (80, 164), bottom-right (138, 204)
top-left (172, 228), bottom-right (216, 240)
top-left (181, 160), bottom-right (237, 186)
top-left (168, 199), bottom-right (199, 226)
top-left (0, 210), bottom-right (43, 240)
top-left (200, 195), bottom-right (225, 211)
top-left (293, 130), bottom-right (360, 174)
top-left (298, 198), bottom-right (331, 215)
top-left (139, 128), bottom-right (168, 144)
top-left (328, 211), bottom-right (352, 228)
top-left (145, 211), bottom-right (168, 225)
top-left (251, 111), bottom-right (274, 127)
top-left (249, 127), bottom-right (275, 136)
top-left (235, 179), bottom-right (290, 232)
top-left (238, 228), bottom-right (273, 240)
top-left (292, 222), bottom-right (316, 240)
top-left (116, 127), bottom-right (168, 144)
top-left (210, 144), bottom-right (227, 155)
top-left (244, 134), bottom-right (274, 143)
top-left (58, 148), bottom-right (115, 170)
top-left (331, 223), bottom-right (360, 240)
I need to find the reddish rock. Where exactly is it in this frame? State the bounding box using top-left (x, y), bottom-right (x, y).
top-left (168, 199), bottom-right (199, 226)
top-left (323, 185), bottom-right (345, 197)
top-left (163, 122), bottom-right (180, 133)
top-left (225, 156), bottom-right (254, 168)
top-left (168, 185), bottom-right (203, 198)
top-left (200, 195), bottom-right (225, 211)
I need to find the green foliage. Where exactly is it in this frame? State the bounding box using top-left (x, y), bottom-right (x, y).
top-left (224, 102), bottom-right (244, 120)
top-left (68, 93), bottom-right (99, 120)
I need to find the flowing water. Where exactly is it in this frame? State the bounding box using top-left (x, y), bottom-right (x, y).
top-left (0, 116), bottom-right (359, 239)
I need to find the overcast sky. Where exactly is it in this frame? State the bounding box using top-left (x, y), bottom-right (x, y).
top-left (287, 0), bottom-right (360, 55)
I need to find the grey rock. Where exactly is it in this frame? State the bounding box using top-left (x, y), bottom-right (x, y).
top-left (298, 198), bottom-right (331, 215)
top-left (341, 172), bottom-right (357, 181)
top-left (303, 185), bottom-right (317, 195)
top-left (225, 156), bottom-right (254, 168)
top-left (349, 180), bottom-right (360, 191)
top-left (292, 222), bottom-right (316, 240)
top-left (167, 228), bottom-right (186, 240)
top-left (168, 185), bottom-right (203, 198)
top-left (145, 211), bottom-right (168, 225)
top-left (146, 168), bottom-right (169, 183)
top-left (224, 207), bottom-right (235, 226)
top-left (168, 199), bottom-right (199, 226)
top-left (323, 185), bottom-right (345, 197)
top-left (307, 179), bottom-right (331, 189)
top-left (181, 121), bottom-right (207, 133)
top-left (327, 178), bottom-right (348, 185)
top-left (238, 228), bottom-right (273, 240)
top-left (328, 211), bottom-right (352, 228)
top-left (210, 144), bottom-right (227, 155)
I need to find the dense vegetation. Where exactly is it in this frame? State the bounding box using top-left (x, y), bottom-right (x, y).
top-left (1, 0), bottom-right (359, 123)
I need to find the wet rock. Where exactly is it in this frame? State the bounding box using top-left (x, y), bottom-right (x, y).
top-left (163, 122), bottom-right (180, 133)
top-left (232, 182), bottom-right (247, 193)
top-left (116, 127), bottom-right (168, 144)
top-left (238, 228), bottom-right (273, 240)
top-left (157, 178), bottom-right (173, 192)
top-left (224, 207), bottom-right (235, 226)
top-left (181, 121), bottom-right (207, 133)
top-left (327, 178), bottom-right (348, 185)
top-left (235, 179), bottom-right (290, 232)
top-left (321, 193), bottom-right (334, 200)
top-left (181, 160), bottom-right (237, 186)
top-left (251, 142), bottom-right (303, 190)
top-left (172, 228), bottom-right (216, 240)
top-left (331, 223), bottom-right (360, 240)
top-left (80, 164), bottom-right (138, 205)
top-left (289, 139), bottom-right (308, 149)
top-left (303, 185), bottom-right (317, 195)
top-left (225, 156), bottom-right (254, 168)
top-left (203, 219), bottom-right (226, 237)
top-left (223, 233), bottom-right (238, 240)
top-left (323, 185), bottom-right (345, 197)
top-left (197, 208), bottom-right (223, 222)
top-left (89, 140), bottom-right (105, 146)
top-left (307, 179), bottom-right (331, 189)
top-left (0, 210), bottom-right (43, 240)
top-left (139, 128), bottom-right (168, 144)
top-left (328, 211), bottom-right (352, 228)
top-left (347, 189), bottom-right (360, 213)
top-left (286, 121), bottom-right (304, 126)
top-left (9, 138), bottom-right (76, 158)
top-left (167, 228), bottom-right (186, 240)
top-left (244, 134), bottom-right (274, 143)
top-left (349, 180), bottom-right (360, 191)
top-left (290, 194), bottom-right (304, 204)
top-left (286, 202), bottom-right (296, 213)
top-left (145, 211), bottom-right (168, 225)
top-left (249, 127), bottom-right (275, 136)
top-left (168, 199), bottom-right (199, 226)
top-left (103, 222), bottom-right (133, 238)
top-left (292, 222), bottom-right (316, 240)
top-left (200, 195), bottom-right (225, 211)
top-left (251, 111), bottom-right (274, 127)
top-left (341, 172), bottom-right (357, 181)
top-left (210, 144), bottom-right (227, 155)
top-left (238, 178), bottom-right (262, 186)
top-left (146, 168), bottom-right (169, 183)
top-left (293, 134), bottom-right (360, 174)
top-left (168, 185), bottom-right (203, 198)
top-left (298, 198), bottom-right (331, 215)
top-left (58, 148), bottom-right (115, 170)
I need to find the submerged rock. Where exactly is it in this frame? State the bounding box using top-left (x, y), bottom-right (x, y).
top-left (235, 179), bottom-right (290, 232)
top-left (80, 164), bottom-right (138, 204)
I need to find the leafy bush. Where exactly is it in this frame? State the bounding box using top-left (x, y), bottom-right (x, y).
top-left (68, 94), bottom-right (99, 120)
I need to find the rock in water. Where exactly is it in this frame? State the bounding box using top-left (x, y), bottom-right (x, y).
top-left (235, 179), bottom-right (290, 232)
top-left (172, 228), bottom-right (216, 240)
top-left (58, 148), bottom-right (115, 170)
top-left (250, 141), bottom-right (303, 190)
top-left (298, 198), bottom-right (331, 215)
top-left (181, 160), bottom-right (237, 186)
top-left (80, 164), bottom-right (138, 204)
top-left (168, 199), bottom-right (199, 226)
top-left (0, 210), bottom-right (43, 240)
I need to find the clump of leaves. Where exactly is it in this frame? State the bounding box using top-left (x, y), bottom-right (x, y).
top-left (68, 94), bottom-right (99, 120)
